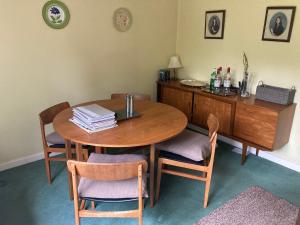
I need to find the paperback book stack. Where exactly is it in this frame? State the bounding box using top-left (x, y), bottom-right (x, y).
top-left (70, 104), bottom-right (117, 133)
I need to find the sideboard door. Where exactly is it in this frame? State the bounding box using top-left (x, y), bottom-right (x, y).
top-left (192, 93), bottom-right (234, 136)
top-left (160, 86), bottom-right (193, 122)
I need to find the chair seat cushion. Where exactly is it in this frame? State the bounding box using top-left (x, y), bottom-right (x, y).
top-left (156, 129), bottom-right (210, 161)
top-left (46, 132), bottom-right (65, 145)
top-left (78, 153), bottom-right (148, 199)
top-left (159, 150), bottom-right (204, 165)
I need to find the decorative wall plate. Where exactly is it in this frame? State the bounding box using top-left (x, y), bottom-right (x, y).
top-left (42, 0), bottom-right (70, 29)
top-left (113, 8), bottom-right (132, 32)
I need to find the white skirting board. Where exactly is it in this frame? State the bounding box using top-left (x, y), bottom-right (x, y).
top-left (0, 152), bottom-right (61, 172)
top-left (0, 130), bottom-right (300, 173)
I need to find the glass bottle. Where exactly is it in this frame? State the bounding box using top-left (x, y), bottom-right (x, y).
top-left (210, 68), bottom-right (217, 91)
top-left (214, 68), bottom-right (222, 90)
top-left (223, 67), bottom-right (231, 93)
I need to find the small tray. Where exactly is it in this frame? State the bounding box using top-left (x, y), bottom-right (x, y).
top-left (115, 110), bottom-right (141, 121)
top-left (201, 87), bottom-right (237, 97)
top-left (180, 79), bottom-right (207, 87)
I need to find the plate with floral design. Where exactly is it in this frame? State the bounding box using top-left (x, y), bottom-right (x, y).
top-left (42, 0), bottom-right (70, 29)
top-left (113, 8), bottom-right (132, 32)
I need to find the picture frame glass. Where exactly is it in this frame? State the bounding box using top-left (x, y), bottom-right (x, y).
top-left (205, 11), bottom-right (225, 39)
top-left (264, 9), bottom-right (292, 40)
top-left (262, 7), bottom-right (296, 42)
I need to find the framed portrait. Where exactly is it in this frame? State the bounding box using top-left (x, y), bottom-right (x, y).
top-left (262, 6), bottom-right (296, 42)
top-left (204, 10), bottom-right (226, 39)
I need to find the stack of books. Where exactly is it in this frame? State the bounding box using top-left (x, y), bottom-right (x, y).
top-left (70, 104), bottom-right (117, 133)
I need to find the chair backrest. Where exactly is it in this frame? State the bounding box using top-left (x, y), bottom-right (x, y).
top-left (39, 102), bottom-right (70, 125)
top-left (207, 114), bottom-right (219, 141)
top-left (111, 93), bottom-right (151, 101)
top-left (67, 160), bottom-right (148, 181)
top-left (39, 102), bottom-right (70, 147)
top-left (207, 114), bottom-right (219, 168)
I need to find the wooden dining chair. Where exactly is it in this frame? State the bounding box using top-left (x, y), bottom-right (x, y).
top-left (111, 93), bottom-right (151, 101)
top-left (39, 102), bottom-right (88, 184)
top-left (156, 114), bottom-right (219, 208)
top-left (67, 153), bottom-right (148, 225)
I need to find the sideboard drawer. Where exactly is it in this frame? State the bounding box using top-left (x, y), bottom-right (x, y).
top-left (233, 102), bottom-right (277, 149)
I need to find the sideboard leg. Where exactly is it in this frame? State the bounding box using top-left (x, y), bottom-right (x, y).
top-left (256, 148), bottom-right (259, 156)
top-left (241, 143), bottom-right (247, 165)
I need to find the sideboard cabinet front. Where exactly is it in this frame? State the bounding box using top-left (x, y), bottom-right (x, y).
top-left (160, 86), bottom-right (193, 121)
top-left (192, 93), bottom-right (234, 136)
top-left (233, 101), bottom-right (296, 150)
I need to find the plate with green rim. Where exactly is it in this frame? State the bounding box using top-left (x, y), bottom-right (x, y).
top-left (42, 0), bottom-right (70, 29)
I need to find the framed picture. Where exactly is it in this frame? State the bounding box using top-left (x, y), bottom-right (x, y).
top-left (205, 10), bottom-right (226, 39)
top-left (262, 6), bottom-right (296, 42)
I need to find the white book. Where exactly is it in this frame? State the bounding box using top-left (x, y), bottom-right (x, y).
top-left (74, 104), bottom-right (115, 119)
top-left (73, 116), bottom-right (116, 130)
top-left (73, 110), bottom-right (115, 124)
top-left (70, 118), bottom-right (117, 134)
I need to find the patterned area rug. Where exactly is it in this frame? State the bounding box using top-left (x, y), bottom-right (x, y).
top-left (195, 186), bottom-right (299, 225)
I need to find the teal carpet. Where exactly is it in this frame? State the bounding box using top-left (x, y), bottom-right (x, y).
top-left (0, 142), bottom-right (299, 225)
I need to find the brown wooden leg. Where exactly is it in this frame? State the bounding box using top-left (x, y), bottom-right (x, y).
top-left (91, 201), bottom-right (95, 209)
top-left (203, 171), bottom-right (212, 208)
top-left (80, 200), bottom-right (85, 210)
top-left (95, 146), bottom-right (103, 154)
top-left (241, 143), bottom-right (248, 165)
top-left (76, 143), bottom-right (83, 161)
top-left (65, 140), bottom-right (73, 200)
top-left (82, 149), bottom-right (89, 161)
top-left (156, 158), bottom-right (163, 201)
top-left (150, 144), bottom-right (155, 208)
top-left (103, 147), bottom-right (107, 154)
top-left (44, 151), bottom-right (51, 184)
top-left (256, 148), bottom-right (259, 156)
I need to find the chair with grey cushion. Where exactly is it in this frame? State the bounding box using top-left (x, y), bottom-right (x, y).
top-left (67, 153), bottom-right (148, 225)
top-left (156, 114), bottom-right (219, 208)
top-left (39, 102), bottom-right (88, 184)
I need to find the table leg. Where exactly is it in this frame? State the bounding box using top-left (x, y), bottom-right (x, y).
top-left (76, 143), bottom-right (83, 161)
top-left (95, 146), bottom-right (103, 154)
top-left (241, 143), bottom-right (247, 165)
top-left (150, 144), bottom-right (155, 208)
top-left (65, 139), bottom-right (73, 200)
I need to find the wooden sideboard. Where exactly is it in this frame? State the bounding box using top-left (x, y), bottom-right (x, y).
top-left (157, 80), bottom-right (296, 164)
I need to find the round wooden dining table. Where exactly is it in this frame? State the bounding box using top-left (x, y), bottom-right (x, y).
top-left (53, 99), bottom-right (187, 207)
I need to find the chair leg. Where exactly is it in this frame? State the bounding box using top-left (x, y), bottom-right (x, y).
top-left (80, 200), bottom-right (85, 210)
top-left (44, 152), bottom-right (51, 184)
top-left (75, 211), bottom-right (80, 225)
top-left (203, 172), bottom-right (212, 208)
top-left (156, 159), bottom-right (163, 201)
top-left (91, 201), bottom-right (96, 209)
top-left (203, 159), bottom-right (208, 177)
top-left (139, 199), bottom-right (143, 225)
